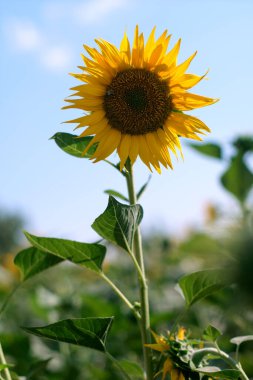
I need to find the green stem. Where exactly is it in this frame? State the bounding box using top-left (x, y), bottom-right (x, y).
top-left (0, 283), bottom-right (20, 318)
top-left (192, 348), bottom-right (249, 380)
top-left (100, 272), bottom-right (141, 319)
top-left (126, 247), bottom-right (146, 284)
top-left (0, 344), bottom-right (12, 380)
top-left (125, 161), bottom-right (153, 380)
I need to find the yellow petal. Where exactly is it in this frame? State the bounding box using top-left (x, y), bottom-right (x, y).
top-left (120, 31), bottom-right (131, 63)
top-left (78, 119), bottom-right (108, 137)
top-left (154, 130), bottom-right (173, 169)
top-left (146, 132), bottom-right (168, 169)
top-left (171, 369), bottom-right (182, 380)
top-left (128, 135), bottom-right (139, 165)
top-left (117, 134), bottom-right (132, 170)
top-left (138, 135), bottom-right (152, 171)
top-left (177, 327), bottom-right (186, 340)
top-left (169, 112), bottom-right (210, 139)
top-left (170, 51), bottom-right (197, 80)
top-left (163, 39), bottom-right (181, 68)
top-left (131, 25), bottom-right (140, 67)
top-left (63, 97), bottom-right (104, 111)
top-left (150, 330), bottom-right (168, 345)
top-left (92, 128), bottom-right (121, 161)
top-left (70, 83), bottom-right (106, 97)
top-left (144, 26), bottom-right (156, 60)
top-left (145, 343), bottom-right (169, 352)
top-left (83, 66), bottom-right (114, 83)
top-left (143, 138), bottom-right (161, 173)
top-left (170, 70), bottom-right (209, 90)
top-left (162, 358), bottom-right (173, 380)
top-left (156, 29), bottom-right (169, 45)
top-left (95, 39), bottom-right (122, 67)
top-left (148, 44), bottom-right (164, 67)
top-left (158, 34), bottom-right (172, 63)
top-left (172, 92), bottom-right (219, 110)
top-left (80, 126), bottom-right (109, 156)
top-left (65, 111), bottom-right (106, 130)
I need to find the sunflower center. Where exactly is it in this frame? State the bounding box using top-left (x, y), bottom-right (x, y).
top-left (104, 68), bottom-right (171, 135)
top-left (124, 88), bottom-right (147, 111)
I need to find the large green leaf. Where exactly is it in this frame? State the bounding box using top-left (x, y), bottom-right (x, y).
top-left (22, 317), bottom-right (113, 352)
top-left (178, 270), bottom-right (228, 307)
top-left (24, 232), bottom-right (106, 273)
top-left (92, 196), bottom-right (143, 252)
top-left (220, 153), bottom-right (253, 202)
top-left (14, 247), bottom-right (63, 281)
top-left (51, 133), bottom-right (97, 158)
top-left (190, 142), bottom-right (222, 159)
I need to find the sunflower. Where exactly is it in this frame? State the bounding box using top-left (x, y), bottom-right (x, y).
top-left (64, 26), bottom-right (217, 173)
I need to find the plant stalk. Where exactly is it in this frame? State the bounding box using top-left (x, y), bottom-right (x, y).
top-left (0, 343), bottom-right (12, 380)
top-left (125, 161), bottom-right (153, 380)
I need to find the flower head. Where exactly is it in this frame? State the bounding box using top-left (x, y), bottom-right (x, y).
top-left (146, 328), bottom-right (195, 380)
top-left (64, 26), bottom-right (217, 172)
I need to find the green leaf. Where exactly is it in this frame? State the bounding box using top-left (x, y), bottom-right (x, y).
top-left (22, 317), bottom-right (113, 352)
top-left (196, 367), bottom-right (240, 379)
top-left (178, 269), bottom-right (228, 307)
top-left (220, 153), bottom-right (253, 202)
top-left (104, 190), bottom-right (129, 202)
top-left (233, 136), bottom-right (253, 155)
top-left (51, 132), bottom-right (97, 158)
top-left (137, 176), bottom-right (151, 200)
top-left (24, 232), bottom-right (106, 273)
top-left (92, 196), bottom-right (143, 252)
top-left (203, 325), bottom-right (222, 342)
top-left (117, 360), bottom-right (144, 379)
top-left (190, 142), bottom-right (222, 159)
top-left (230, 335), bottom-right (253, 346)
top-left (14, 247), bottom-right (63, 281)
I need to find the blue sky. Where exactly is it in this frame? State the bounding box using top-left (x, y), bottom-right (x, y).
top-left (1, 0), bottom-right (253, 242)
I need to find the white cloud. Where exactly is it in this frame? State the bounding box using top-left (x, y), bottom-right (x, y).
top-left (3, 0), bottom-right (128, 72)
top-left (43, 0), bottom-right (127, 24)
top-left (5, 20), bottom-right (43, 51)
top-left (73, 0), bottom-right (127, 23)
top-left (3, 19), bottom-right (73, 72)
top-left (41, 46), bottom-right (73, 70)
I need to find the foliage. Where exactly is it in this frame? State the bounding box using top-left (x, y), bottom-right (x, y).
top-left (190, 135), bottom-right (253, 203)
top-left (0, 134), bottom-right (253, 379)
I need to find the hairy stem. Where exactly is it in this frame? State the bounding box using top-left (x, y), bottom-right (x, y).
top-left (125, 161), bottom-right (153, 380)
